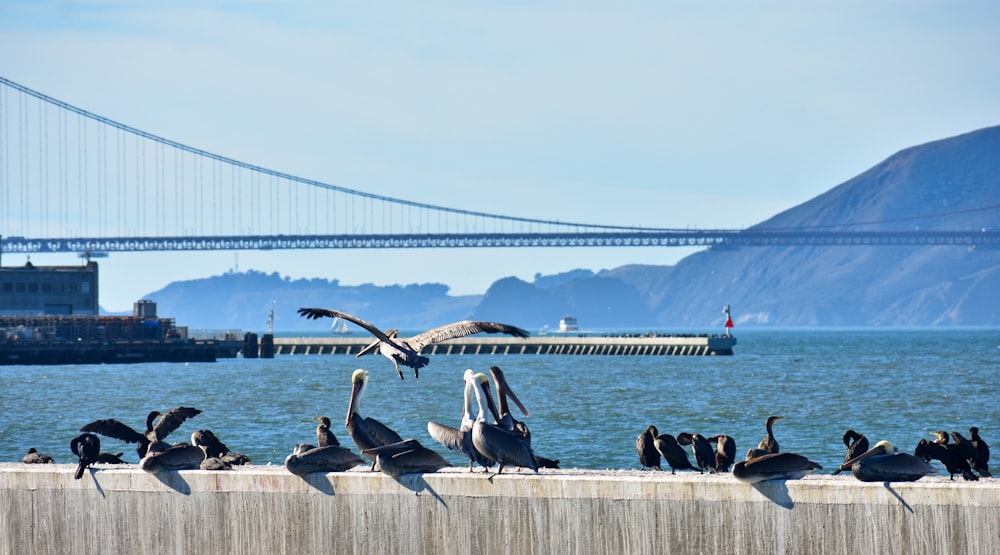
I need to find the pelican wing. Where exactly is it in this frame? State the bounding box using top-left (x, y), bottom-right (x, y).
top-left (285, 445), bottom-right (364, 475)
top-left (80, 419), bottom-right (145, 444)
top-left (427, 421), bottom-right (465, 453)
top-left (364, 439), bottom-right (451, 477)
top-left (474, 423), bottom-right (537, 471)
top-left (408, 321), bottom-right (529, 350)
top-left (297, 308), bottom-right (397, 343)
top-left (152, 406), bottom-right (202, 441)
top-left (364, 416), bottom-right (404, 446)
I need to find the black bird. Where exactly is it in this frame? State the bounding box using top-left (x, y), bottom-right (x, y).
top-left (70, 433), bottom-right (101, 479)
top-left (22, 447), bottom-right (54, 464)
top-left (836, 440), bottom-right (935, 482)
top-left (81, 406), bottom-right (201, 459)
top-left (914, 438), bottom-right (976, 481)
top-left (950, 431), bottom-right (983, 479)
top-left (678, 432), bottom-right (717, 473)
top-left (757, 416), bottom-right (784, 454)
top-left (297, 307), bottom-right (530, 379)
top-left (190, 429), bottom-right (251, 466)
top-left (707, 434), bottom-right (737, 472)
top-left (654, 433), bottom-right (698, 474)
top-left (346, 369), bottom-right (405, 470)
top-left (969, 426), bottom-right (991, 477)
top-left (842, 430), bottom-right (869, 463)
top-left (96, 452), bottom-right (127, 464)
top-left (314, 416), bottom-right (340, 447)
top-left (636, 425), bottom-right (661, 471)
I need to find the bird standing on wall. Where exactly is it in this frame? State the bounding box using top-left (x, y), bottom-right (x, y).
top-left (22, 448), bottom-right (54, 464)
top-left (968, 426), bottom-right (991, 477)
top-left (70, 433), bottom-right (101, 479)
top-left (636, 425), bottom-right (661, 471)
top-left (836, 440), bottom-right (935, 482)
top-left (654, 433), bottom-right (698, 474)
top-left (80, 406), bottom-right (201, 459)
top-left (733, 451), bottom-right (822, 484)
top-left (297, 307), bottom-right (530, 379)
top-left (842, 430), bottom-right (869, 463)
top-left (757, 416), bottom-right (784, 454)
top-left (428, 369), bottom-right (497, 472)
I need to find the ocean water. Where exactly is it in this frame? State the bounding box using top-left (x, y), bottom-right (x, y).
top-left (1, 328), bottom-right (997, 476)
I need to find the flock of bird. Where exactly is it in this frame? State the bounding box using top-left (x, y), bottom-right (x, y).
top-left (636, 415), bottom-right (992, 483)
top-left (14, 307), bottom-right (996, 485)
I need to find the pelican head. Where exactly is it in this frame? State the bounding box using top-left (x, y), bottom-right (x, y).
top-left (347, 369), bottom-right (370, 426)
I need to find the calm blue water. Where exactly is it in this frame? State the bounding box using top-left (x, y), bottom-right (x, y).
top-left (1, 328), bottom-right (997, 475)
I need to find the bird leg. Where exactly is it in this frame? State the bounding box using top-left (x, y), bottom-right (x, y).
top-left (394, 363), bottom-right (404, 380)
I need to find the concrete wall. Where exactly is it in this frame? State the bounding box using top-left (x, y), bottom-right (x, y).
top-left (2, 464), bottom-right (997, 554)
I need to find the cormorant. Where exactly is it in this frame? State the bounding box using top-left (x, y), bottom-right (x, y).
top-left (22, 448), bottom-right (54, 464)
top-left (654, 433), bottom-right (698, 474)
top-left (969, 426), bottom-right (991, 477)
top-left (81, 406), bottom-right (201, 459)
top-left (707, 434), bottom-right (737, 472)
top-left (636, 425), bottom-right (661, 471)
top-left (314, 416), bottom-right (340, 447)
top-left (842, 430), bottom-right (869, 463)
top-left (70, 433), bottom-right (101, 479)
top-left (757, 416), bottom-right (784, 454)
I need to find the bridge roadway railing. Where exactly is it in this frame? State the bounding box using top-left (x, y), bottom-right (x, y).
top-left (2, 229), bottom-right (998, 253)
top-left (1, 464), bottom-right (997, 554)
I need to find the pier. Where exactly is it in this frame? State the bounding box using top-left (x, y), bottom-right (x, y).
top-left (1, 465), bottom-right (996, 554)
top-left (268, 334), bottom-right (737, 357)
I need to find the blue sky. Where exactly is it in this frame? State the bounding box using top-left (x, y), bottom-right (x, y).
top-left (2, 1), bottom-right (999, 312)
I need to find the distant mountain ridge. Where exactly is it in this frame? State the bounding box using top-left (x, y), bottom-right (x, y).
top-left (133, 126), bottom-right (1000, 330)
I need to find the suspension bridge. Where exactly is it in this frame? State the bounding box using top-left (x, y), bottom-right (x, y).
top-left (1, 75), bottom-right (997, 256)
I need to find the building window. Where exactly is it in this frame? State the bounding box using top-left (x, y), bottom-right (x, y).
top-left (2, 282), bottom-right (11, 293)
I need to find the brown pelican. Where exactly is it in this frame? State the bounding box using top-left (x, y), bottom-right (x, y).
top-left (678, 432), bottom-right (717, 473)
top-left (346, 369), bottom-right (404, 470)
top-left (428, 369), bottom-right (496, 472)
top-left (70, 433), bottom-right (101, 479)
top-left (314, 416), bottom-right (340, 447)
top-left (190, 429), bottom-right (251, 466)
top-left (361, 439), bottom-right (452, 478)
top-left (139, 442), bottom-right (205, 473)
top-left (297, 307), bottom-right (530, 379)
top-left (733, 451), bottom-right (822, 483)
top-left (489, 365), bottom-right (558, 469)
top-left (469, 371), bottom-right (537, 477)
top-left (654, 433), bottom-right (698, 474)
top-left (836, 440), bottom-right (935, 482)
top-left (757, 416), bottom-right (784, 454)
top-left (707, 434), bottom-right (737, 472)
top-left (842, 429), bottom-right (869, 463)
top-left (636, 425), bottom-right (661, 470)
top-left (969, 426), bottom-right (991, 477)
top-left (284, 442), bottom-right (364, 476)
top-left (914, 437), bottom-right (976, 481)
top-left (22, 448), bottom-right (54, 464)
top-left (81, 406), bottom-right (201, 459)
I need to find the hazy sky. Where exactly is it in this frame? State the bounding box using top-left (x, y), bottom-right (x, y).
top-left (2, 1), bottom-right (999, 312)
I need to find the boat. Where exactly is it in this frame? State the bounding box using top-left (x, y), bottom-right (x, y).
top-left (330, 317), bottom-right (350, 334)
top-left (559, 315), bottom-right (579, 332)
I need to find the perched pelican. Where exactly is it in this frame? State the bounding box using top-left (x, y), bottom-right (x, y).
top-left (81, 406), bottom-right (201, 459)
top-left (361, 439), bottom-right (452, 478)
top-left (428, 369), bottom-right (496, 472)
top-left (707, 434), bottom-right (737, 472)
top-left (284, 443), bottom-right (364, 476)
top-left (842, 429), bottom-right (869, 463)
top-left (297, 308), bottom-right (530, 379)
top-left (757, 416), bottom-right (784, 454)
top-left (678, 432), bottom-right (717, 473)
top-left (346, 369), bottom-right (404, 470)
top-left (733, 452), bottom-right (822, 484)
top-left (70, 433), bottom-right (101, 479)
top-left (190, 429), bottom-right (251, 466)
top-left (836, 440), bottom-right (935, 482)
top-left (139, 442), bottom-right (205, 473)
top-left (969, 427), bottom-right (992, 478)
top-left (488, 365), bottom-right (559, 469)
top-left (654, 433), bottom-right (698, 474)
top-left (22, 448), bottom-right (54, 464)
top-left (469, 371), bottom-right (537, 477)
top-left (914, 438), bottom-right (976, 481)
top-left (636, 425), bottom-right (661, 471)
top-left (314, 416), bottom-right (340, 447)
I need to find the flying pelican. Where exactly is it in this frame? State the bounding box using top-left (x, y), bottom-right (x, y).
top-left (81, 406), bottom-right (201, 459)
top-left (707, 434), bottom-right (737, 472)
top-left (469, 371), bottom-right (537, 477)
top-left (297, 307), bottom-right (530, 379)
top-left (842, 429), bottom-right (869, 463)
top-left (361, 439), bottom-right (452, 478)
top-left (314, 416), bottom-right (340, 447)
top-left (914, 437), bottom-right (976, 481)
top-left (678, 432), bottom-right (717, 473)
top-left (733, 451), bottom-right (822, 484)
top-left (428, 369), bottom-right (496, 472)
top-left (346, 369), bottom-right (404, 470)
top-left (139, 442), bottom-right (205, 473)
top-left (636, 425), bottom-right (661, 471)
top-left (969, 427), bottom-right (991, 477)
top-left (284, 442), bottom-right (365, 476)
top-left (22, 448), bottom-right (54, 464)
top-left (70, 433), bottom-right (101, 479)
top-left (757, 416), bottom-right (784, 454)
top-left (835, 440), bottom-right (935, 482)
top-left (654, 433), bottom-right (699, 474)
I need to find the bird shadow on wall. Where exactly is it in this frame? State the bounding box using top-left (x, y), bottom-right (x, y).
top-left (294, 473), bottom-right (336, 495)
top-left (149, 471), bottom-right (192, 495)
top-left (883, 483), bottom-right (914, 513)
top-left (395, 474), bottom-right (448, 507)
top-left (750, 481), bottom-right (794, 509)
top-left (87, 471), bottom-right (107, 499)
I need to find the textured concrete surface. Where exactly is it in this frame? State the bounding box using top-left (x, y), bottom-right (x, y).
top-left (1, 464), bottom-right (996, 554)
